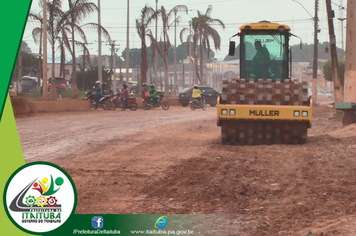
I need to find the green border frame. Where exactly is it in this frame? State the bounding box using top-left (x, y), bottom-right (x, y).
top-left (0, 1), bottom-right (32, 121)
top-left (3, 161), bottom-right (78, 235)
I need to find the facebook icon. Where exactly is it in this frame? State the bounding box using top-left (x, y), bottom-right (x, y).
top-left (91, 216), bottom-right (104, 229)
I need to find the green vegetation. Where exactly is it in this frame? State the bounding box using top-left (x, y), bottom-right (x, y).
top-left (18, 89), bottom-right (86, 100)
top-left (75, 66), bottom-right (111, 91)
top-left (17, 91), bottom-right (42, 100)
top-left (323, 60), bottom-right (345, 87)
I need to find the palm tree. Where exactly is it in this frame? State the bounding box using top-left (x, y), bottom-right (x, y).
top-left (32, 0), bottom-right (79, 100)
top-left (187, 16), bottom-right (201, 84)
top-left (153, 6), bottom-right (170, 95)
top-left (180, 20), bottom-right (194, 84)
top-left (46, 0), bottom-right (66, 100)
top-left (59, 35), bottom-right (66, 79)
top-left (61, 0), bottom-right (99, 99)
top-left (135, 4), bottom-right (157, 89)
top-left (198, 6), bottom-right (225, 84)
top-left (155, 5), bottom-right (188, 95)
top-left (77, 42), bottom-right (92, 89)
top-left (172, 6), bottom-right (188, 94)
top-left (30, 1), bottom-right (62, 98)
top-left (182, 6), bottom-right (224, 85)
top-left (29, 11), bottom-right (43, 92)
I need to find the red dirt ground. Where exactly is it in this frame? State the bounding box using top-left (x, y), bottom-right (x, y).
top-left (15, 104), bottom-right (356, 235)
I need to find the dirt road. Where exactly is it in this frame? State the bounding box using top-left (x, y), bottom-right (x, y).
top-left (15, 104), bottom-right (356, 235)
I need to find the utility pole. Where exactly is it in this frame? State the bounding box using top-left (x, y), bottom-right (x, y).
top-left (119, 56), bottom-right (123, 89)
top-left (312, 0), bottom-right (319, 104)
top-left (98, 0), bottom-right (102, 82)
top-left (174, 10), bottom-right (178, 95)
top-left (325, 0), bottom-right (341, 102)
top-left (82, 49), bottom-right (85, 90)
top-left (113, 45), bottom-right (117, 93)
top-left (154, 0), bottom-right (158, 89)
top-left (337, 0), bottom-right (346, 51)
top-left (42, 0), bottom-right (48, 101)
top-left (344, 0), bottom-right (356, 102)
top-left (126, 0), bottom-right (130, 85)
top-left (107, 40), bottom-right (119, 93)
top-left (37, 21), bottom-right (43, 92)
top-left (338, 17), bottom-right (346, 52)
top-left (18, 42), bottom-right (23, 93)
top-left (182, 64), bottom-right (185, 89)
top-left (189, 21), bottom-right (192, 86)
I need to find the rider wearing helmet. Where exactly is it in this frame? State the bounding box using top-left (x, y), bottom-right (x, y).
top-left (9, 84), bottom-right (17, 97)
top-left (141, 83), bottom-right (149, 97)
top-left (122, 83), bottom-right (130, 110)
top-left (192, 84), bottom-right (203, 106)
top-left (93, 80), bottom-right (103, 110)
top-left (149, 84), bottom-right (160, 105)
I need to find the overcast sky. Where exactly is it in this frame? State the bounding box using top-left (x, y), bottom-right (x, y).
top-left (22, 0), bottom-right (347, 61)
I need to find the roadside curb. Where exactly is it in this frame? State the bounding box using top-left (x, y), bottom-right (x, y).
top-left (10, 97), bottom-right (182, 115)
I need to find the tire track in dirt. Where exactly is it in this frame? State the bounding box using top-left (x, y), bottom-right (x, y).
top-left (16, 107), bottom-right (216, 161)
top-left (15, 105), bottom-right (356, 235)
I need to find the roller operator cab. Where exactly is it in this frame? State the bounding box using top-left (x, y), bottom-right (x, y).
top-left (217, 21), bottom-right (312, 145)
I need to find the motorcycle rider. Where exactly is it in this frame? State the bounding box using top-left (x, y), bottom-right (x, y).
top-left (9, 84), bottom-right (17, 97)
top-left (141, 83), bottom-right (149, 97)
top-left (192, 84), bottom-right (203, 107)
top-left (93, 80), bottom-right (103, 110)
top-left (149, 84), bottom-right (160, 106)
top-left (122, 83), bottom-right (130, 111)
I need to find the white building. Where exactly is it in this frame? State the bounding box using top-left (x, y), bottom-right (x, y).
top-left (46, 63), bottom-right (81, 83)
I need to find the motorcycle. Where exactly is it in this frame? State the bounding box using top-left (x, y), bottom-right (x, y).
top-left (142, 92), bottom-right (169, 110)
top-left (118, 96), bottom-right (138, 111)
top-left (190, 95), bottom-right (207, 111)
top-left (109, 89), bottom-right (138, 111)
top-left (110, 92), bottom-right (121, 110)
top-left (86, 90), bottom-right (112, 110)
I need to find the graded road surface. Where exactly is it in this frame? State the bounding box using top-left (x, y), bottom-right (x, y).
top-left (15, 104), bottom-right (356, 235)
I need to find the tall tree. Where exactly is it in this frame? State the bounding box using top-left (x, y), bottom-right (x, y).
top-left (77, 42), bottom-right (91, 90)
top-left (199, 6), bottom-right (225, 84)
top-left (29, 10), bottom-right (44, 91)
top-left (76, 65), bottom-right (110, 90)
top-left (135, 4), bottom-right (156, 88)
top-left (181, 6), bottom-right (224, 84)
top-left (190, 16), bottom-right (202, 84)
top-left (22, 51), bottom-right (39, 76)
top-left (323, 60), bottom-right (345, 88)
top-left (155, 5), bottom-right (188, 94)
top-left (61, 0), bottom-right (103, 98)
top-left (171, 5), bottom-right (188, 94)
top-left (180, 19), bottom-right (196, 83)
top-left (46, 0), bottom-right (65, 100)
top-left (154, 6), bottom-right (170, 94)
top-left (193, 5), bottom-right (224, 84)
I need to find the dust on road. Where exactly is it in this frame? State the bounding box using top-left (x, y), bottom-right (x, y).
top-left (15, 105), bottom-right (356, 235)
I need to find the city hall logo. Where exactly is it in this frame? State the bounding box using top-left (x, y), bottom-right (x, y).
top-left (3, 162), bottom-right (77, 234)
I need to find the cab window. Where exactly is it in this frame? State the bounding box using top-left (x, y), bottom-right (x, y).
top-left (241, 31), bottom-right (288, 81)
